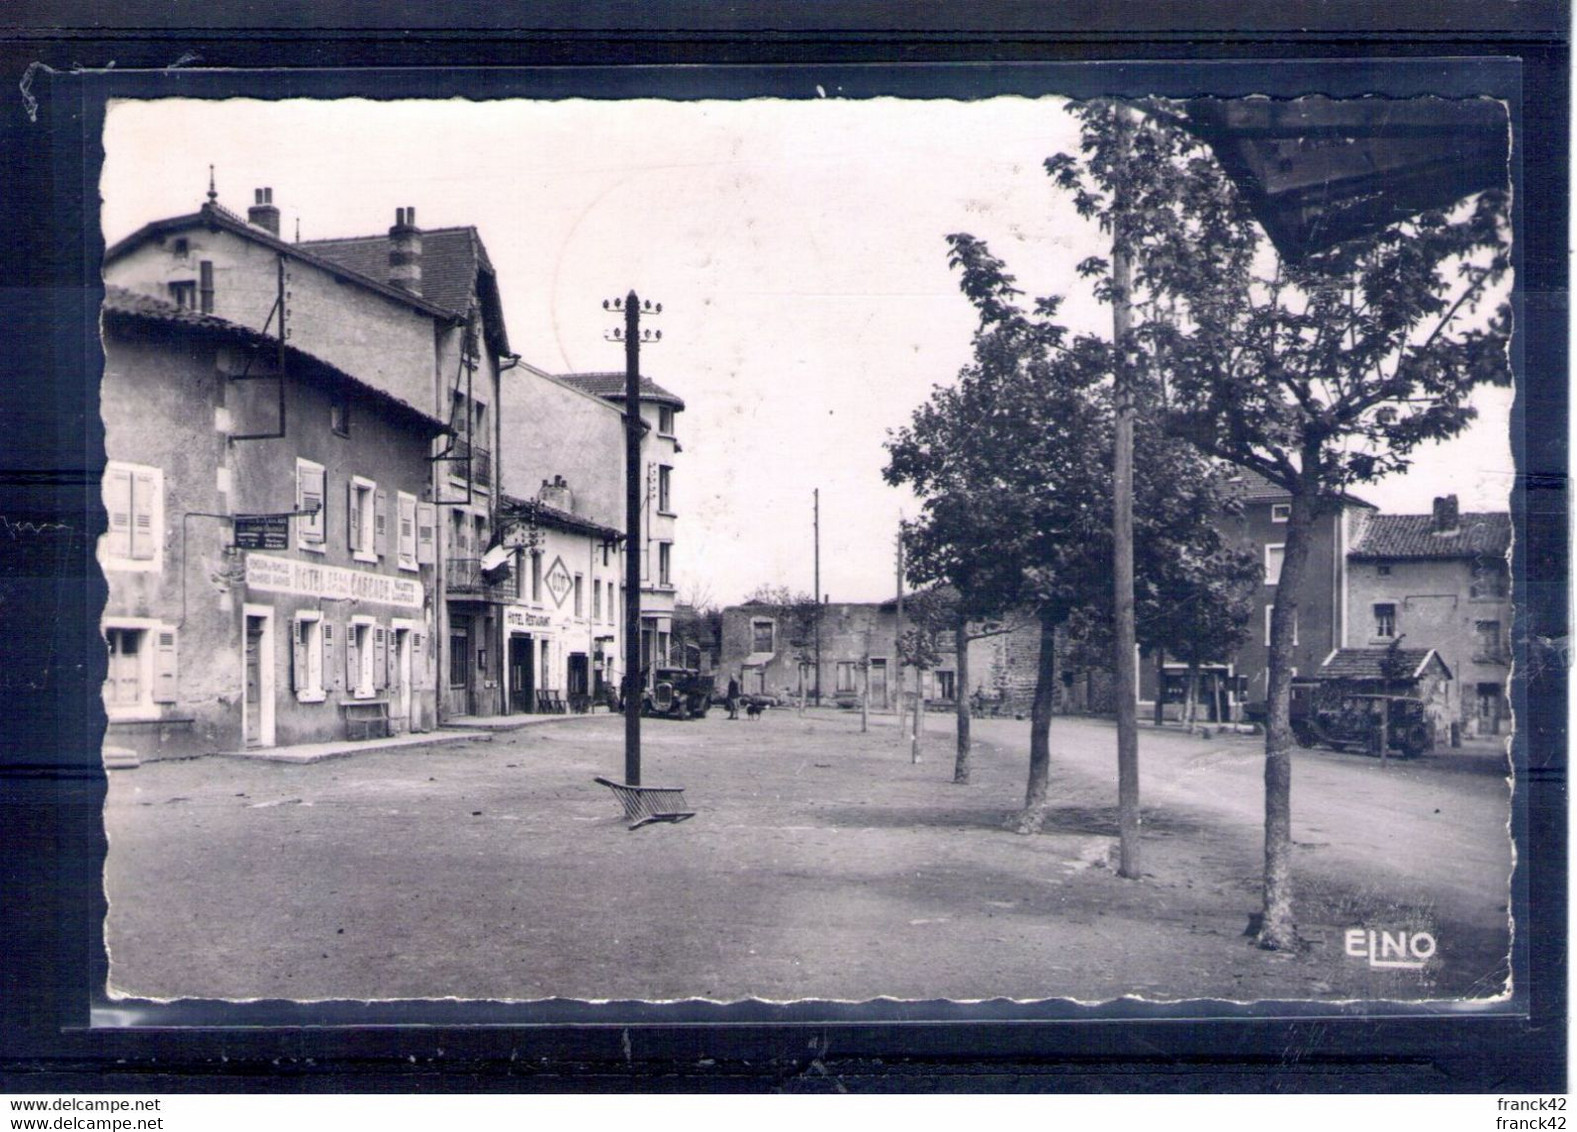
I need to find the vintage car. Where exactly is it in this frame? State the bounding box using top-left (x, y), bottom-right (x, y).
top-left (643, 667), bottom-right (715, 720)
top-left (1289, 680), bottom-right (1435, 758)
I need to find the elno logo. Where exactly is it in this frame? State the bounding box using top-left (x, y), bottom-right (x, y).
top-left (1346, 928), bottom-right (1437, 969)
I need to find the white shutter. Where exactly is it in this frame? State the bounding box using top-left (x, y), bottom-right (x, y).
top-left (398, 493), bottom-right (418, 570)
top-left (373, 627), bottom-right (388, 690)
top-left (152, 628), bottom-right (178, 703)
top-left (324, 622), bottom-right (338, 691)
top-left (374, 488), bottom-right (389, 558)
top-left (130, 471), bottom-right (158, 560)
top-left (416, 501), bottom-right (436, 565)
top-left (291, 618), bottom-right (307, 693)
top-left (105, 468), bottom-right (132, 559)
top-left (297, 462), bottom-right (326, 546)
top-left (347, 481), bottom-right (360, 551)
top-left (346, 625), bottom-right (360, 689)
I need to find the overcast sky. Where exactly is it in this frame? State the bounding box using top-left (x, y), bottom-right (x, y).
top-left (102, 98), bottom-right (1516, 604)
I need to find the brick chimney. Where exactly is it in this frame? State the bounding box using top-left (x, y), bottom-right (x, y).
top-left (1432, 494), bottom-right (1460, 533)
top-left (539, 475), bottom-right (573, 513)
top-left (388, 206), bottom-right (422, 294)
top-left (248, 187), bottom-right (280, 236)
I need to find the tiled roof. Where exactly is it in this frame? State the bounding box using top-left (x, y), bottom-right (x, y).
top-left (1349, 512), bottom-right (1511, 560)
top-left (1318, 647), bottom-right (1448, 682)
top-left (500, 494), bottom-right (622, 542)
top-left (1220, 467), bottom-right (1375, 510)
top-left (100, 286), bottom-right (447, 433)
top-left (300, 227), bottom-right (490, 321)
top-left (557, 372), bottom-right (686, 411)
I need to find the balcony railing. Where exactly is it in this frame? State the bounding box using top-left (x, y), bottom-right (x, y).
top-left (446, 437), bottom-right (492, 488)
top-left (446, 556), bottom-right (517, 602)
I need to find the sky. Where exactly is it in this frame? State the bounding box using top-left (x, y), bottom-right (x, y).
top-left (101, 98), bottom-right (1516, 605)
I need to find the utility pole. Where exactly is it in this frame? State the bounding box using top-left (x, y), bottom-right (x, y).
top-left (605, 292), bottom-right (660, 786)
top-left (1109, 102), bottom-right (1141, 879)
top-left (813, 488), bottom-right (821, 707)
top-left (894, 521), bottom-right (906, 741)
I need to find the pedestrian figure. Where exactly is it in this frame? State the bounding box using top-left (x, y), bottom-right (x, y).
top-left (726, 674), bottom-right (741, 720)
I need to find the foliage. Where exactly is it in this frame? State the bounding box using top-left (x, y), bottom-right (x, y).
top-left (742, 584), bottom-right (821, 662)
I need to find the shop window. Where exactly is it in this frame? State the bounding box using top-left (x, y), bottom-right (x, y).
top-left (291, 613), bottom-right (326, 703)
top-left (295, 459), bottom-right (326, 551)
top-left (102, 462), bottom-right (163, 571)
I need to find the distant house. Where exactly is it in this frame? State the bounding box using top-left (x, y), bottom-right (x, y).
top-left (1345, 495), bottom-right (1512, 738)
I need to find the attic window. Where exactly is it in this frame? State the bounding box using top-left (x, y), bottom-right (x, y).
top-left (172, 237), bottom-right (189, 258)
top-left (1377, 563), bottom-right (1392, 576)
top-left (331, 398), bottom-right (351, 438)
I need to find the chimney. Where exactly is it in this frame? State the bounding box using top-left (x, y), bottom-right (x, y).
top-left (248, 187), bottom-right (280, 236)
top-left (539, 475), bottom-right (573, 514)
top-left (388, 206), bottom-right (422, 294)
top-left (1432, 494), bottom-right (1460, 533)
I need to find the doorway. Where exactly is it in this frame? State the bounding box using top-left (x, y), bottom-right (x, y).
top-left (868, 658), bottom-right (888, 709)
top-left (242, 605), bottom-right (275, 748)
top-left (1476, 682), bottom-right (1503, 736)
top-left (509, 634), bottom-right (534, 713)
top-left (391, 624), bottom-right (413, 733)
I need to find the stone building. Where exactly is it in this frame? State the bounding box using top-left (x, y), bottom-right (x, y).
top-left (555, 372), bottom-right (685, 680)
top-left (1344, 496), bottom-right (1512, 737)
top-left (105, 188), bottom-right (513, 722)
top-left (98, 287), bottom-right (445, 763)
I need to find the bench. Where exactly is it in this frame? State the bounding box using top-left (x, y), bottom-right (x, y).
top-left (593, 776), bottom-right (696, 830)
top-left (341, 699), bottom-right (391, 740)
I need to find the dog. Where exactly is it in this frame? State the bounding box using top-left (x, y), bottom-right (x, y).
top-left (745, 699), bottom-right (765, 720)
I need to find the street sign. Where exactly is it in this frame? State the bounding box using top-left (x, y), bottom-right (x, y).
top-left (234, 514), bottom-right (291, 551)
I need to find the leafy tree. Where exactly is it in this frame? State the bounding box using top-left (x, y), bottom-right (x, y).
top-left (1047, 97), bottom-right (1512, 948)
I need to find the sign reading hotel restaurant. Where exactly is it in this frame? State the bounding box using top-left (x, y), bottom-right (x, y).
top-left (505, 607), bottom-right (552, 630)
top-left (233, 514), bottom-right (291, 551)
top-left (244, 553), bottom-right (424, 609)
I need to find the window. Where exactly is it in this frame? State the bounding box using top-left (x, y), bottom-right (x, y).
top-left (752, 620), bottom-right (774, 654)
top-left (574, 573), bottom-right (584, 617)
top-left (1470, 560), bottom-right (1509, 599)
top-left (347, 476), bottom-right (377, 562)
top-left (657, 465), bottom-right (673, 513)
top-left (172, 237), bottom-right (189, 258)
top-left (1474, 620), bottom-right (1504, 662)
top-left (450, 511), bottom-right (470, 558)
top-left (1264, 544), bottom-right (1285, 586)
top-left (102, 462), bottom-right (162, 571)
top-left (658, 541), bottom-right (672, 586)
top-left (168, 280), bottom-right (196, 309)
top-left (397, 492), bottom-right (418, 572)
top-left (937, 671), bottom-right (956, 700)
top-left (295, 459), bottom-right (326, 551)
top-left (291, 613), bottom-right (325, 703)
top-left (1264, 605), bottom-right (1299, 646)
top-left (331, 398), bottom-right (351, 437)
top-left (198, 260), bottom-right (214, 314)
top-left (347, 618), bottom-right (376, 699)
top-left (658, 406), bottom-right (675, 436)
top-left (103, 623), bottom-right (176, 720)
top-left (1377, 563), bottom-right (1392, 576)
top-left (594, 580), bottom-right (602, 621)
top-left (836, 661), bottom-right (857, 692)
top-left (1373, 603), bottom-right (1397, 640)
top-left (1270, 503), bottom-right (1290, 523)
top-left (530, 551), bottom-right (542, 602)
top-left (416, 501), bottom-right (436, 566)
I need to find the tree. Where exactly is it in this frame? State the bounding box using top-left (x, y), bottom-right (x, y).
top-left (742, 584), bottom-right (820, 704)
top-left (1048, 97), bottom-right (1512, 947)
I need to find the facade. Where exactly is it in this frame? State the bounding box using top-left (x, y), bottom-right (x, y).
top-left (497, 484), bottom-right (625, 714)
top-left (99, 287), bottom-right (445, 763)
top-left (556, 372), bottom-right (685, 681)
top-left (1344, 496), bottom-right (1512, 737)
top-left (106, 189), bottom-right (512, 723)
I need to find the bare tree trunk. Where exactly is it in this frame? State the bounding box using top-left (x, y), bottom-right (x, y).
top-left (1185, 655), bottom-right (1200, 731)
top-left (911, 678), bottom-right (923, 763)
top-left (860, 654), bottom-right (869, 733)
top-left (1260, 485), bottom-right (1319, 950)
top-left (1153, 647), bottom-right (1165, 726)
top-left (1014, 610), bottom-right (1059, 834)
top-left (954, 613), bottom-right (972, 784)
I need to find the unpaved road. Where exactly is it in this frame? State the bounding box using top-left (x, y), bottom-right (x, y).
top-left (103, 710), bottom-right (1513, 1005)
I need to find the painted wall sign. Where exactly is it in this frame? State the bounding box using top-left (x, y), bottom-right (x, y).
top-left (505, 607), bottom-right (552, 630)
top-left (233, 514), bottom-right (291, 551)
top-left (544, 555), bottom-right (573, 608)
top-left (244, 552), bottom-right (423, 609)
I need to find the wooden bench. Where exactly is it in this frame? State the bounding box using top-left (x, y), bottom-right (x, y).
top-left (593, 776), bottom-right (696, 830)
top-left (341, 699), bottom-right (391, 740)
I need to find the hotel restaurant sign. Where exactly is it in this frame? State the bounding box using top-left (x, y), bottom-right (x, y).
top-left (244, 553), bottom-right (424, 610)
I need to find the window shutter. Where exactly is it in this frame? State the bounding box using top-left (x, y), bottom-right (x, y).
top-left (105, 468), bottom-right (132, 559)
top-left (398, 493), bottom-right (417, 569)
top-left (130, 471), bottom-right (158, 560)
top-left (291, 618), bottom-right (306, 693)
top-left (323, 622), bottom-right (338, 691)
top-left (347, 481), bottom-right (360, 551)
top-left (374, 627), bottom-right (388, 690)
top-left (416, 502), bottom-right (436, 565)
top-left (298, 463), bottom-right (326, 546)
top-left (152, 629), bottom-right (178, 702)
top-left (374, 489), bottom-right (389, 558)
top-left (346, 626), bottom-right (360, 688)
